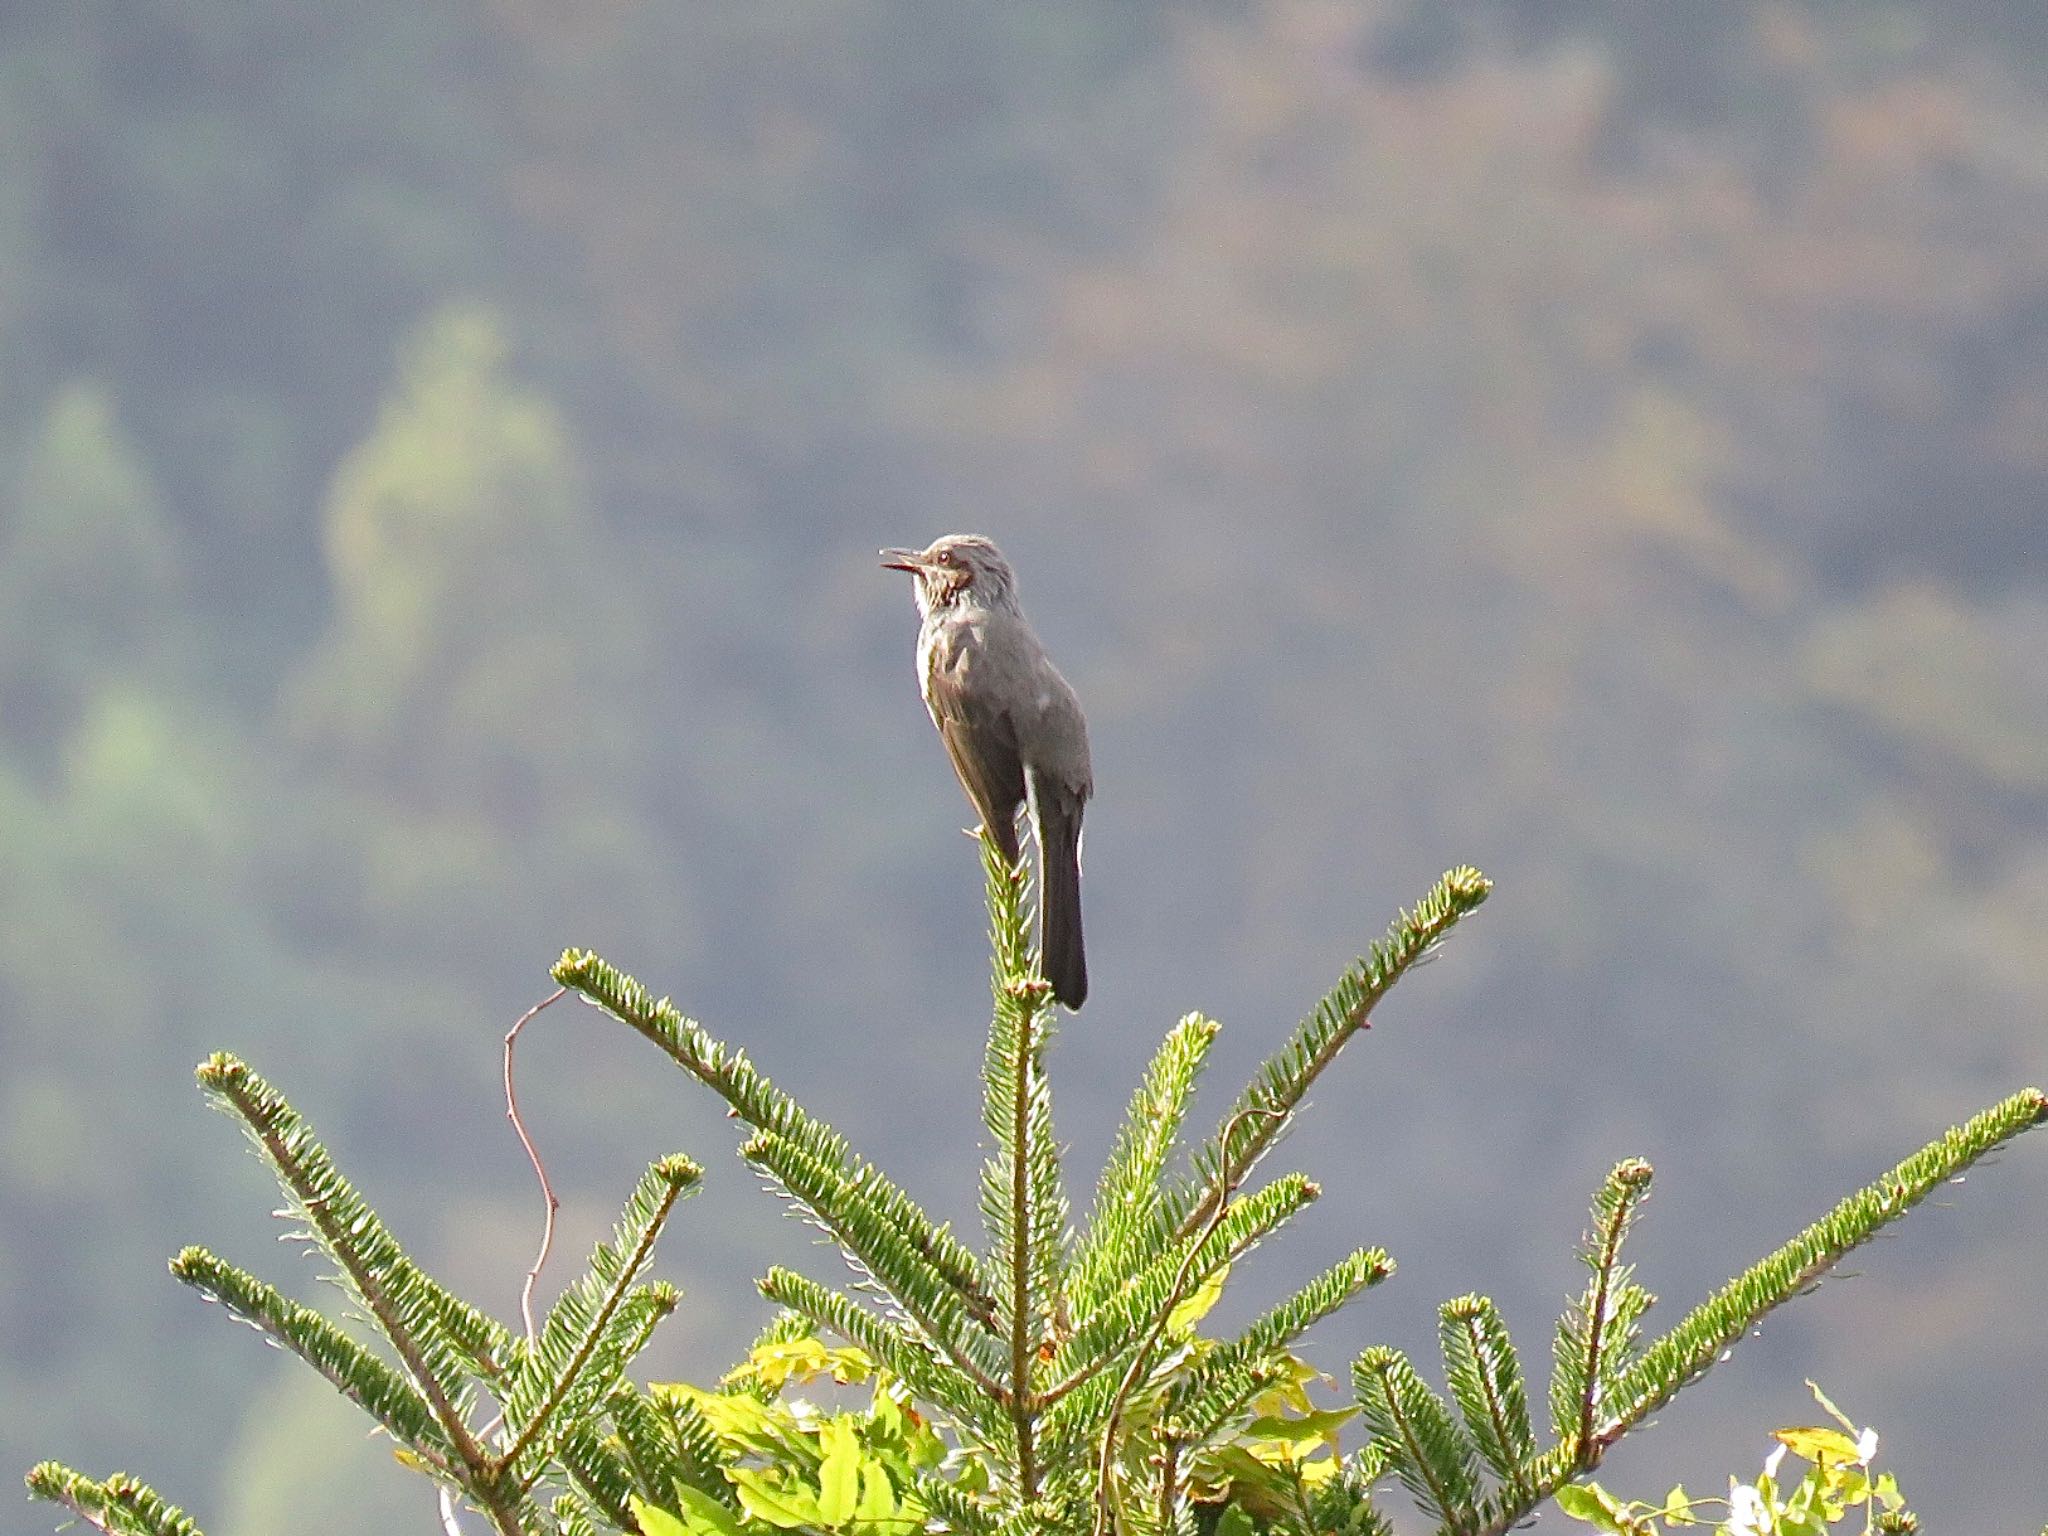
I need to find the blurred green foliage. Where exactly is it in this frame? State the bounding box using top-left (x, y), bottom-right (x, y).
top-left (2, 0), bottom-right (2045, 1530)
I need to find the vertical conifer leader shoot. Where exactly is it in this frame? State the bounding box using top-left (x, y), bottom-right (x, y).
top-left (977, 839), bottom-right (1067, 1502)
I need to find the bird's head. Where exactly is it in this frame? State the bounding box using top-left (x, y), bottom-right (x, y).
top-left (881, 534), bottom-right (1017, 613)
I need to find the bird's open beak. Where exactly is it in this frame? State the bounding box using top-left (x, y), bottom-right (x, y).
top-left (879, 548), bottom-right (925, 573)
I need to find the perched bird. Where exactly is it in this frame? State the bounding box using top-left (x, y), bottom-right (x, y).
top-left (882, 535), bottom-right (1092, 1008)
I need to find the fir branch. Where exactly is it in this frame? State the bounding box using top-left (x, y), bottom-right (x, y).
top-left (500, 1155), bottom-right (699, 1480)
top-left (195, 1056), bottom-right (509, 1382)
top-left (550, 1490), bottom-right (606, 1536)
top-left (1274, 1451), bottom-right (1407, 1536)
top-left (1462, 1088), bottom-right (2048, 1536)
top-left (725, 1309), bottom-right (817, 1400)
top-left (552, 949), bottom-right (996, 1324)
top-left (908, 1469), bottom-right (1003, 1536)
top-left (1036, 1365), bottom-right (1121, 1496)
top-left (1178, 867), bottom-right (1492, 1241)
top-left (551, 1421), bottom-right (638, 1532)
top-left (758, 1265), bottom-right (1007, 1443)
top-left (516, 1283), bottom-right (677, 1487)
top-left (1311, 1462), bottom-right (1395, 1536)
top-left (168, 1246), bottom-right (451, 1465)
top-left (744, 1131), bottom-right (1006, 1391)
top-left (1353, 1346), bottom-right (1481, 1535)
top-left (194, 1055), bottom-right (511, 1514)
top-left (591, 1401), bottom-right (666, 1515)
top-left (1554, 1158), bottom-right (1653, 1463)
top-left (1350, 1437), bottom-right (1393, 1493)
top-left (26, 1464), bottom-right (204, 1536)
top-left (1048, 1171), bottom-right (1319, 1403)
top-left (1438, 1295), bottom-right (1533, 1493)
top-left (994, 1506), bottom-right (1062, 1536)
top-left (621, 1385), bottom-right (734, 1505)
top-left (1066, 1014), bottom-right (1219, 1317)
top-left (1089, 1107), bottom-right (1288, 1536)
top-left (977, 832), bottom-right (1068, 1502)
top-left (1163, 1355), bottom-right (1267, 1457)
top-left (1168, 1248), bottom-right (1394, 1444)
top-left (1609, 1088), bottom-right (2047, 1441)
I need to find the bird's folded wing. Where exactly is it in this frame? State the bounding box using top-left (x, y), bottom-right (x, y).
top-left (930, 687), bottom-right (1026, 865)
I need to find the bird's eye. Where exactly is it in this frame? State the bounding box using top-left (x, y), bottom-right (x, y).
top-left (935, 550), bottom-right (953, 564)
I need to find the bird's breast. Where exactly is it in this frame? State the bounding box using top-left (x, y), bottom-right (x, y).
top-left (921, 615), bottom-right (984, 687)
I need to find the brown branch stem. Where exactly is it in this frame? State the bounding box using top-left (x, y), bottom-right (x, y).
top-left (1007, 970), bottom-right (1045, 1502)
top-left (219, 1076), bottom-right (526, 1536)
top-left (1576, 1189), bottom-right (1634, 1462)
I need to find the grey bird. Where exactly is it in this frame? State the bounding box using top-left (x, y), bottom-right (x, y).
top-left (882, 535), bottom-right (1092, 1008)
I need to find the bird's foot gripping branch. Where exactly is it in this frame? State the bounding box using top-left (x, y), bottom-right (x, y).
top-left (28, 843), bottom-right (2047, 1536)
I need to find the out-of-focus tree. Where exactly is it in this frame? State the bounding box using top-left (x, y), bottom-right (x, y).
top-left (213, 1371), bottom-right (429, 1536)
top-left (0, 384), bottom-right (188, 771)
top-left (281, 303), bottom-right (684, 971)
top-left (0, 0), bottom-right (516, 667)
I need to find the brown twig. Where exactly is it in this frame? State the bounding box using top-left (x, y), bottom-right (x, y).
top-left (505, 987), bottom-right (566, 1346)
top-left (1157, 1436), bottom-right (1182, 1533)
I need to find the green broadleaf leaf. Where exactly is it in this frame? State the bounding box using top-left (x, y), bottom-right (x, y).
top-left (1774, 1426), bottom-right (1865, 1465)
top-left (630, 1497), bottom-right (693, 1536)
top-left (817, 1419), bottom-right (860, 1526)
top-left (669, 1386), bottom-right (816, 1466)
top-left (1875, 1471), bottom-right (1905, 1512)
top-left (732, 1470), bottom-right (824, 1529)
top-left (672, 1484), bottom-right (748, 1536)
top-left (1805, 1379), bottom-right (1856, 1437)
top-left (1552, 1482), bottom-right (1625, 1530)
top-left (1243, 1407), bottom-right (1356, 1447)
top-left (1194, 1445), bottom-right (1308, 1524)
top-left (855, 1461), bottom-right (897, 1526)
top-left (1168, 1261), bottom-right (1230, 1334)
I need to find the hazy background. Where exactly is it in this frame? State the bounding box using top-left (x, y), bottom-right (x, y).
top-left (3, 2), bottom-right (2046, 1530)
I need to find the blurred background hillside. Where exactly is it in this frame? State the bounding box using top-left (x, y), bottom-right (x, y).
top-left (3, 1), bottom-right (2046, 1529)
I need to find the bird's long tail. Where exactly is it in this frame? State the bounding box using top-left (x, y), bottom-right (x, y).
top-left (1033, 783), bottom-right (1087, 1010)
